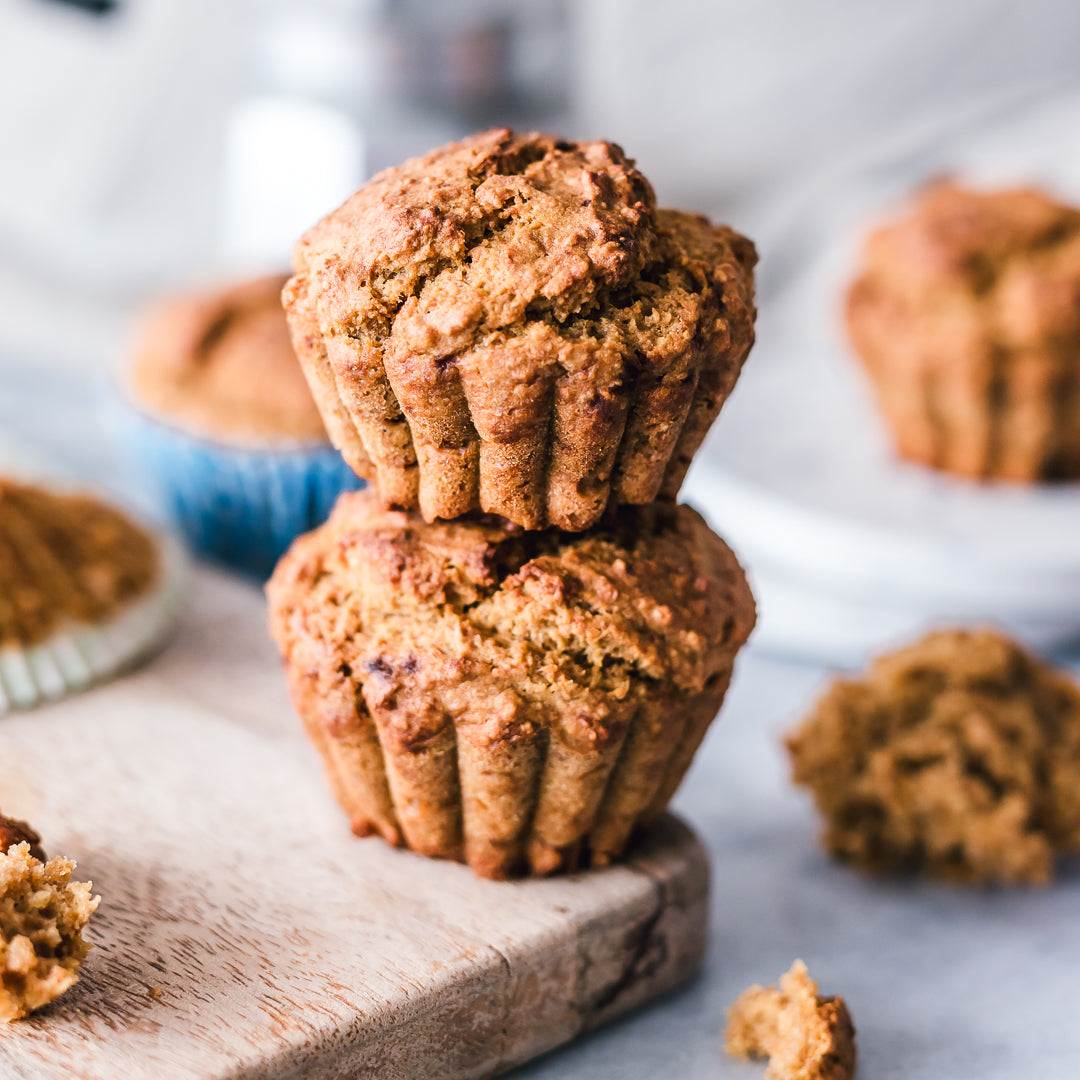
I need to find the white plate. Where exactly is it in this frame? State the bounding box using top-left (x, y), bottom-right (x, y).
top-left (684, 90), bottom-right (1080, 666)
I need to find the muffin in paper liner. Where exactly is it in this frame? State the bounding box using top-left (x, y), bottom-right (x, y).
top-left (121, 273), bottom-right (364, 578)
top-left (846, 181), bottom-right (1080, 482)
top-left (267, 488), bottom-right (755, 879)
top-left (0, 475), bottom-right (187, 714)
top-left (284, 127), bottom-right (757, 531)
top-left (116, 403), bottom-right (362, 579)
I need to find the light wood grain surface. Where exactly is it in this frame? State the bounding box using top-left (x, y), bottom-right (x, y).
top-left (0, 567), bottom-right (709, 1080)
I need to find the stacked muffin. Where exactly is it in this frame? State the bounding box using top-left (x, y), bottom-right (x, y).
top-left (268, 129), bottom-right (759, 878)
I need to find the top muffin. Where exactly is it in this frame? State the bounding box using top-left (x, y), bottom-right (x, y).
top-left (285, 128), bottom-right (757, 530)
top-left (132, 275), bottom-right (328, 445)
top-left (846, 182), bottom-right (1080, 481)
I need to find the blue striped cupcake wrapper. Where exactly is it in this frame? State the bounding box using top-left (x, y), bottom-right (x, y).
top-left (121, 410), bottom-right (363, 579)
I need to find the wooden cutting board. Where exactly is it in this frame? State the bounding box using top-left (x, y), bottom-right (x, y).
top-left (0, 566), bottom-right (709, 1080)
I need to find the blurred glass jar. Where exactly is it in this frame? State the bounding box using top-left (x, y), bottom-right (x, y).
top-left (221, 0), bottom-right (571, 267)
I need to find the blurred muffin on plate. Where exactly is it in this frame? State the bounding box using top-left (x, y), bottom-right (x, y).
top-left (284, 127), bottom-right (757, 530)
top-left (267, 488), bottom-right (755, 878)
top-left (122, 274), bottom-right (362, 577)
top-left (0, 475), bottom-right (184, 712)
top-left (846, 181), bottom-right (1080, 481)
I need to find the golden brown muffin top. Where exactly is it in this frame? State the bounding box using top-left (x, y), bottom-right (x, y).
top-left (268, 488), bottom-right (755, 753)
top-left (787, 628), bottom-right (1080, 886)
top-left (131, 275), bottom-right (328, 443)
top-left (289, 127), bottom-right (755, 366)
top-left (725, 960), bottom-right (857, 1080)
top-left (0, 478), bottom-right (159, 649)
top-left (855, 181), bottom-right (1080, 350)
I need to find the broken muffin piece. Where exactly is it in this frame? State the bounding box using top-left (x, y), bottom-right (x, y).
top-left (787, 628), bottom-right (1080, 885)
top-left (0, 842), bottom-right (99, 1021)
top-left (725, 960), bottom-right (856, 1080)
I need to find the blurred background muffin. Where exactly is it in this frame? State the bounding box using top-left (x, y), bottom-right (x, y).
top-left (131, 274), bottom-right (326, 445)
top-left (0, 474), bottom-right (184, 712)
top-left (121, 274), bottom-right (362, 578)
top-left (846, 182), bottom-right (1080, 482)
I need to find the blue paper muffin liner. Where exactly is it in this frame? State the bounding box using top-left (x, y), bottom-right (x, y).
top-left (118, 407), bottom-right (363, 578)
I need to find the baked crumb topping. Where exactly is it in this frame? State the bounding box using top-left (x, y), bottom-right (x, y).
top-left (0, 477), bottom-right (159, 649)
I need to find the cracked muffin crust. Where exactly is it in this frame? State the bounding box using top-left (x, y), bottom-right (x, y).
top-left (725, 960), bottom-right (857, 1080)
top-left (846, 181), bottom-right (1080, 481)
top-left (284, 127), bottom-right (757, 529)
top-left (0, 478), bottom-right (159, 650)
top-left (267, 488), bottom-right (755, 878)
top-left (787, 628), bottom-right (1080, 885)
top-left (0, 842), bottom-right (99, 1022)
top-left (132, 274), bottom-right (328, 444)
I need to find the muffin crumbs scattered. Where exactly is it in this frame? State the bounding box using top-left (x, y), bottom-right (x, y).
top-left (725, 960), bottom-right (856, 1080)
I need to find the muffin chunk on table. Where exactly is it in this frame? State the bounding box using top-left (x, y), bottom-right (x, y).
top-left (268, 489), bottom-right (755, 878)
top-left (787, 628), bottom-right (1080, 885)
top-left (0, 840), bottom-right (99, 1022)
top-left (725, 960), bottom-right (857, 1080)
top-left (846, 181), bottom-right (1080, 481)
top-left (284, 127), bottom-right (757, 530)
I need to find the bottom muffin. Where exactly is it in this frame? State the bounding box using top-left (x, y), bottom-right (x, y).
top-left (267, 490), bottom-right (755, 878)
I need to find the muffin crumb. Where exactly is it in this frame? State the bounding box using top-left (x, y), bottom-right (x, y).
top-left (725, 960), bottom-right (856, 1080)
top-left (0, 842), bottom-right (99, 1022)
top-left (787, 628), bottom-right (1080, 885)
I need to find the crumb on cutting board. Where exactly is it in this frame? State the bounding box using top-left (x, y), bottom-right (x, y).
top-left (725, 960), bottom-right (856, 1080)
top-left (0, 841), bottom-right (99, 1022)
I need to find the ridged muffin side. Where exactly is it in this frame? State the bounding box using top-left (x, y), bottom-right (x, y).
top-left (847, 181), bottom-right (1080, 481)
top-left (284, 128), bottom-right (757, 530)
top-left (267, 489), bottom-right (755, 878)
